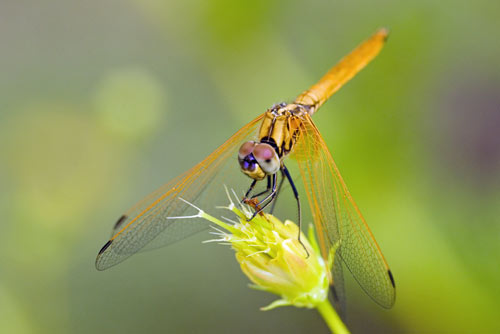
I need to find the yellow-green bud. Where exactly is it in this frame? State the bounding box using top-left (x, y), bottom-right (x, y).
top-left (178, 192), bottom-right (335, 311)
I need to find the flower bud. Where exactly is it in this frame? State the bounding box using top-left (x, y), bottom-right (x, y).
top-left (201, 199), bottom-right (333, 310)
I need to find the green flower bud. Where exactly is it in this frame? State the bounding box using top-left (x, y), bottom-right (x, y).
top-left (180, 192), bottom-right (336, 311)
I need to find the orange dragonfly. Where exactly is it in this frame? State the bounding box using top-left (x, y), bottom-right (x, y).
top-left (96, 28), bottom-right (395, 309)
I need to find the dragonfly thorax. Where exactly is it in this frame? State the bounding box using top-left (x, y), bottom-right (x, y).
top-left (237, 103), bottom-right (309, 181)
top-left (258, 104), bottom-right (308, 156)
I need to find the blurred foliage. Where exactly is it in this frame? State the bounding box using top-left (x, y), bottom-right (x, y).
top-left (1, 0), bottom-right (499, 333)
top-left (93, 67), bottom-right (167, 140)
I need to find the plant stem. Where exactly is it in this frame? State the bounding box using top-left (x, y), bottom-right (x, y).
top-left (316, 298), bottom-right (350, 334)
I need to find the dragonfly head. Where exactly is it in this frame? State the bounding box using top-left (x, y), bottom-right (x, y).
top-left (238, 141), bottom-right (280, 180)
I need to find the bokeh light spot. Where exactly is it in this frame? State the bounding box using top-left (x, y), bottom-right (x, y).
top-left (93, 67), bottom-right (167, 139)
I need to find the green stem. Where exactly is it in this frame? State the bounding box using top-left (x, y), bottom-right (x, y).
top-left (316, 299), bottom-right (350, 334)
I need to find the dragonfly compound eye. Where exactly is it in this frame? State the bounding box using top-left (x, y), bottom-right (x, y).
top-left (238, 141), bottom-right (266, 180)
top-left (238, 141), bottom-right (256, 159)
top-left (254, 143), bottom-right (280, 174)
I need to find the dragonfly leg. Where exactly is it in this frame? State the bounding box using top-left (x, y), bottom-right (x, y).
top-left (247, 173), bottom-right (278, 221)
top-left (269, 170), bottom-right (286, 214)
top-left (243, 179), bottom-right (258, 199)
top-left (242, 176), bottom-right (272, 205)
top-left (282, 164), bottom-right (308, 257)
top-left (251, 175), bottom-right (273, 198)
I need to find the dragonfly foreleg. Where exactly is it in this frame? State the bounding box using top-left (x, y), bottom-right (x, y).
top-left (243, 179), bottom-right (258, 201)
top-left (246, 173), bottom-right (278, 221)
top-left (269, 170), bottom-right (286, 214)
top-left (251, 175), bottom-right (273, 198)
top-left (242, 176), bottom-right (272, 205)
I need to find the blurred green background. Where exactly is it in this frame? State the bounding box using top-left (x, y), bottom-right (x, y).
top-left (1, 0), bottom-right (499, 333)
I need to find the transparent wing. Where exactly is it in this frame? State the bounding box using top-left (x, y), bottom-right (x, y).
top-left (96, 114), bottom-right (265, 270)
top-left (292, 114), bottom-right (395, 308)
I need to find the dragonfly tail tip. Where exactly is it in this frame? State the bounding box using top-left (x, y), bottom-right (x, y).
top-left (378, 27), bottom-right (390, 41)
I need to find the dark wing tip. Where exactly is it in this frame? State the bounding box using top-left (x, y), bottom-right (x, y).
top-left (113, 215), bottom-right (128, 230)
top-left (329, 283), bottom-right (346, 319)
top-left (330, 284), bottom-right (340, 302)
top-left (95, 240), bottom-right (113, 271)
top-left (388, 269), bottom-right (395, 288)
top-left (98, 240), bottom-right (112, 256)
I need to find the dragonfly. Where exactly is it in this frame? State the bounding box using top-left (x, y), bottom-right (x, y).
top-left (96, 28), bottom-right (396, 310)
